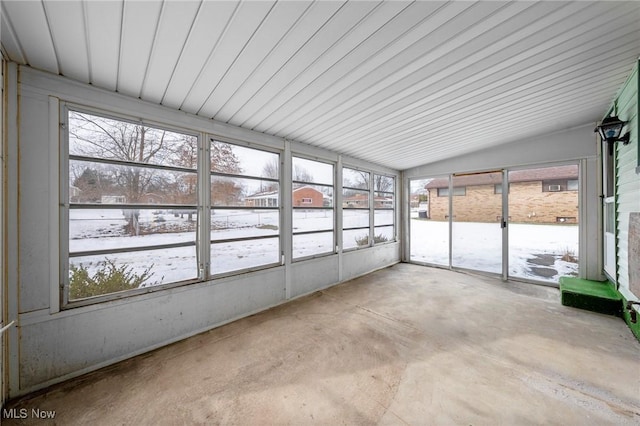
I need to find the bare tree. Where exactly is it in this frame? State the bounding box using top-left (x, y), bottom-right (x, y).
top-left (69, 113), bottom-right (240, 234)
top-left (210, 141), bottom-right (243, 206)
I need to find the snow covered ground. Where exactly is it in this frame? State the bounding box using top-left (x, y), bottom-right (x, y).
top-left (410, 214), bottom-right (579, 282)
top-left (68, 207), bottom-right (577, 298)
top-left (68, 209), bottom-right (393, 291)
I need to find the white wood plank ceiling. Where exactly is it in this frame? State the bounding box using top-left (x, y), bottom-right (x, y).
top-left (2, 1), bottom-right (639, 170)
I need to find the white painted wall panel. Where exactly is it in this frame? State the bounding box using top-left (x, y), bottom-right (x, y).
top-left (290, 256), bottom-right (340, 299)
top-left (405, 125), bottom-right (597, 178)
top-left (342, 243), bottom-right (401, 283)
top-left (18, 91), bottom-right (54, 313)
top-left (19, 267), bottom-right (286, 391)
top-left (583, 157), bottom-right (602, 280)
top-left (1, 57), bottom-right (5, 408)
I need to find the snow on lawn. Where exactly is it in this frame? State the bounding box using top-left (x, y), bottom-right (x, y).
top-left (70, 207), bottom-right (577, 291)
top-left (70, 209), bottom-right (386, 289)
top-left (410, 217), bottom-right (579, 282)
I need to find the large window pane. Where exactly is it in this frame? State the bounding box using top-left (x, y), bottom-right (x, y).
top-left (209, 141), bottom-right (282, 274)
top-left (70, 159), bottom-right (197, 205)
top-left (374, 226), bottom-right (394, 243)
top-left (373, 174), bottom-right (394, 244)
top-left (373, 175), bottom-right (393, 192)
top-left (293, 184), bottom-right (333, 208)
top-left (343, 208), bottom-right (370, 251)
top-left (211, 141), bottom-right (279, 179)
top-left (374, 191), bottom-right (394, 208)
top-left (343, 209), bottom-right (369, 229)
top-left (69, 111), bottom-right (198, 169)
top-left (343, 168), bottom-right (369, 189)
top-left (70, 208), bottom-right (196, 253)
top-left (508, 164), bottom-right (579, 282)
top-left (69, 245), bottom-right (197, 300)
top-left (452, 171), bottom-right (502, 274)
top-left (374, 210), bottom-right (394, 227)
top-left (211, 238), bottom-right (280, 275)
top-left (211, 210), bottom-right (279, 240)
top-left (343, 228), bottom-right (370, 250)
top-left (67, 109), bottom-right (200, 302)
top-left (293, 157), bottom-right (333, 185)
top-left (293, 157), bottom-right (334, 259)
top-left (410, 177), bottom-right (449, 266)
top-left (293, 232), bottom-right (334, 258)
top-left (343, 189), bottom-right (369, 208)
top-left (212, 176), bottom-right (278, 207)
top-left (293, 209), bottom-right (333, 233)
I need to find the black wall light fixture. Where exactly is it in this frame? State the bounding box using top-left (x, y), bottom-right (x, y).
top-left (595, 115), bottom-right (630, 155)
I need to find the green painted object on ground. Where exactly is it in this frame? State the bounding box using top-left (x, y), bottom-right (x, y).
top-left (559, 277), bottom-right (622, 317)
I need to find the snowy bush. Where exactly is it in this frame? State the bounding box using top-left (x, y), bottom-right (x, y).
top-left (69, 259), bottom-right (156, 299)
top-left (355, 233), bottom-right (389, 246)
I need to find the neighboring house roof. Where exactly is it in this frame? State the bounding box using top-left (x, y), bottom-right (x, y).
top-left (245, 190), bottom-right (278, 200)
top-left (245, 185), bottom-right (324, 200)
top-left (425, 166), bottom-right (578, 189)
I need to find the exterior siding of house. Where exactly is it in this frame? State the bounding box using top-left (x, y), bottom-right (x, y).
top-left (613, 61), bottom-right (639, 300)
top-left (292, 186), bottom-right (324, 207)
top-left (427, 181), bottom-right (579, 223)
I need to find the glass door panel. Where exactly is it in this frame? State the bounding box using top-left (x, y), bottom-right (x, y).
top-left (508, 164), bottom-right (579, 282)
top-left (409, 177), bottom-right (449, 266)
top-left (451, 171), bottom-right (503, 274)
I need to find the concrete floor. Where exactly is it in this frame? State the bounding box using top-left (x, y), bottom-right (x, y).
top-left (4, 264), bottom-right (640, 425)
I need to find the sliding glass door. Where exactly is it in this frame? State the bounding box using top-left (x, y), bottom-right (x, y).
top-left (409, 177), bottom-right (449, 266)
top-left (507, 165), bottom-right (579, 282)
top-left (451, 171), bottom-right (504, 274)
top-left (409, 163), bottom-right (580, 284)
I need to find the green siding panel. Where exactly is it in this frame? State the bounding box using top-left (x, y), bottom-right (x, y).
top-left (614, 61), bottom-right (639, 297)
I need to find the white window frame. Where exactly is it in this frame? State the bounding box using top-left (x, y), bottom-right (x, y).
top-left (208, 138), bottom-right (282, 277)
top-left (602, 135), bottom-right (617, 281)
top-left (342, 167), bottom-right (372, 250)
top-left (61, 104), bottom-right (203, 307)
top-left (291, 155), bottom-right (336, 261)
top-left (60, 105), bottom-right (284, 307)
top-left (373, 173), bottom-right (396, 245)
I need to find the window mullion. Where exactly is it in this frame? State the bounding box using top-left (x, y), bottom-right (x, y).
top-left (60, 103), bottom-right (70, 307)
top-left (200, 133), bottom-right (211, 279)
top-left (369, 176), bottom-right (374, 247)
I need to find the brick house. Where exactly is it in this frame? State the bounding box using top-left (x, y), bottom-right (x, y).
top-left (343, 194), bottom-right (394, 208)
top-left (293, 186), bottom-right (325, 207)
top-left (425, 165), bottom-right (579, 224)
top-left (245, 185), bottom-right (327, 208)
